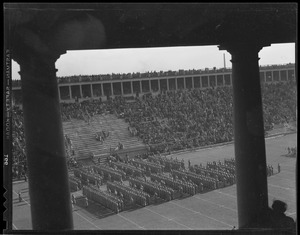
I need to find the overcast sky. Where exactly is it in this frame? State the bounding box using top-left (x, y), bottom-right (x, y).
top-left (12, 43), bottom-right (295, 80)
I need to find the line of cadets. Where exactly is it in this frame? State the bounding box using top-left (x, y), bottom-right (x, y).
top-left (150, 173), bottom-right (202, 195)
top-left (93, 164), bottom-right (124, 182)
top-left (128, 176), bottom-right (175, 201)
top-left (107, 181), bottom-right (150, 208)
top-left (130, 159), bottom-right (164, 174)
top-left (111, 161), bottom-right (144, 177)
top-left (83, 185), bottom-right (123, 213)
top-left (73, 168), bottom-right (103, 187)
top-left (71, 155), bottom-right (276, 214)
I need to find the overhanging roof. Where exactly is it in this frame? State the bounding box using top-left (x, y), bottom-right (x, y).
top-left (4, 3), bottom-right (297, 58)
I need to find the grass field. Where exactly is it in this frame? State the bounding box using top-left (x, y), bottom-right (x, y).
top-left (12, 132), bottom-right (297, 230)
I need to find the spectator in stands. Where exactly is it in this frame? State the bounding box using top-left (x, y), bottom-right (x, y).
top-left (270, 200), bottom-right (295, 229)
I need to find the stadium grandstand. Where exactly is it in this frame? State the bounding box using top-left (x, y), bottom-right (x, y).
top-left (7, 3), bottom-right (296, 233)
top-left (12, 64), bottom-right (296, 231)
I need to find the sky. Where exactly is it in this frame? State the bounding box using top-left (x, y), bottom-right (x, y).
top-left (12, 43), bottom-right (295, 80)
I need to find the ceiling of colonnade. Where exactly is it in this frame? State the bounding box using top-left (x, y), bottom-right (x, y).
top-left (5, 3), bottom-right (297, 61)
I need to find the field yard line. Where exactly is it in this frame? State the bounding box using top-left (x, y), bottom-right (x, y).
top-left (286, 212), bottom-right (296, 216)
top-left (143, 207), bottom-right (192, 230)
top-left (117, 214), bottom-right (145, 230)
top-left (215, 191), bottom-right (236, 198)
top-left (268, 192), bottom-right (295, 202)
top-left (13, 190), bottom-right (31, 206)
top-left (74, 211), bottom-right (102, 230)
top-left (268, 184), bottom-right (296, 191)
top-left (169, 201), bottom-right (233, 228)
top-left (13, 223), bottom-right (18, 230)
top-left (193, 195), bottom-right (237, 212)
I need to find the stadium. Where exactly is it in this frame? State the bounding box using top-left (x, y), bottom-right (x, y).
top-left (6, 3), bottom-right (297, 234)
top-left (11, 64), bottom-right (297, 231)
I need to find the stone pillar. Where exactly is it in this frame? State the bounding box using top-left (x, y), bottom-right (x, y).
top-left (69, 86), bottom-right (72, 99)
top-left (101, 83), bottom-right (104, 97)
top-left (219, 43), bottom-right (269, 228)
top-left (139, 80), bottom-right (142, 93)
top-left (166, 79), bottom-right (170, 91)
top-left (57, 86), bottom-right (61, 101)
top-left (79, 85), bottom-right (83, 98)
top-left (131, 81), bottom-right (134, 95)
top-left (192, 77), bottom-right (195, 89)
top-left (158, 79), bottom-right (161, 92)
top-left (183, 77), bottom-right (186, 89)
top-left (120, 82), bottom-right (124, 96)
top-left (90, 84), bottom-right (93, 97)
top-left (16, 50), bottom-right (73, 230)
top-left (175, 78), bottom-right (178, 90)
top-left (149, 79), bottom-right (152, 92)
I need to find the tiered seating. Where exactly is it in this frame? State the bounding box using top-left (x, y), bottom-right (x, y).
top-left (62, 114), bottom-right (146, 159)
top-left (82, 185), bottom-right (122, 213)
top-left (150, 173), bottom-right (202, 194)
top-left (128, 177), bottom-right (174, 201)
top-left (107, 181), bottom-right (150, 206)
top-left (93, 165), bottom-right (124, 182)
top-left (131, 159), bottom-right (163, 174)
top-left (111, 161), bottom-right (145, 177)
top-left (73, 168), bottom-right (103, 186)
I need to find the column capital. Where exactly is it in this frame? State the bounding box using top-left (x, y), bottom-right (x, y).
top-left (218, 43), bottom-right (270, 56)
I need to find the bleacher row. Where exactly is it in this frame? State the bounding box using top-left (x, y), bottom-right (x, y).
top-left (62, 114), bottom-right (145, 159)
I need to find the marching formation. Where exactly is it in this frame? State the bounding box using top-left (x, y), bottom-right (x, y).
top-left (69, 154), bottom-right (276, 215)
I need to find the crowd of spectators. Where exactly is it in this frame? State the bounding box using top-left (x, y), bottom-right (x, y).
top-left (12, 79), bottom-right (296, 179)
top-left (56, 67), bottom-right (233, 84)
top-left (262, 80), bottom-right (297, 130)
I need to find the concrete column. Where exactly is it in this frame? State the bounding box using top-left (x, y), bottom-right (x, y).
top-left (101, 83), bottom-right (104, 97)
top-left (120, 82), bottom-right (124, 95)
top-left (58, 86), bottom-right (61, 101)
top-left (167, 79), bottom-right (170, 91)
top-left (131, 81), bottom-right (134, 95)
top-left (149, 79), bottom-right (152, 92)
top-left (139, 80), bottom-right (142, 93)
top-left (69, 86), bottom-right (72, 99)
top-left (158, 79), bottom-right (161, 92)
top-left (16, 51), bottom-right (73, 230)
top-left (219, 43), bottom-right (269, 228)
top-left (79, 85), bottom-right (83, 98)
top-left (175, 78), bottom-right (178, 90)
top-left (184, 77), bottom-right (186, 89)
top-left (192, 77), bottom-right (195, 89)
top-left (90, 84), bottom-right (93, 97)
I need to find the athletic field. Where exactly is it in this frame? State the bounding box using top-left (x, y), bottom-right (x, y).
top-left (12, 133), bottom-right (296, 230)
